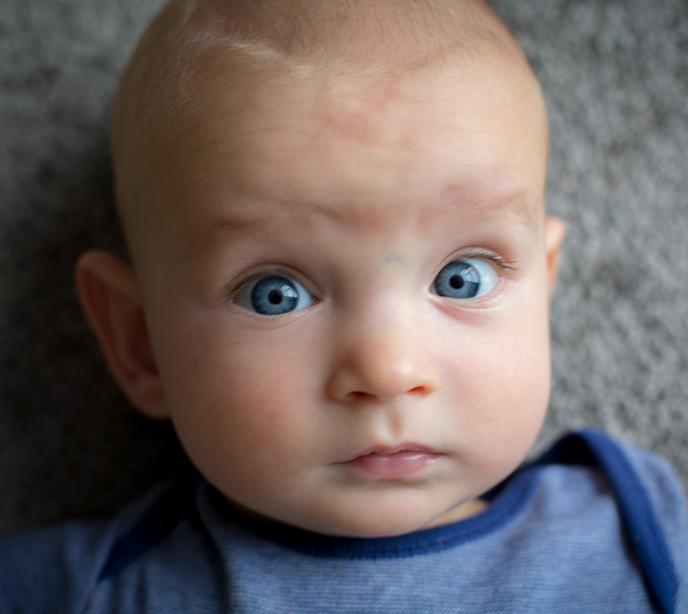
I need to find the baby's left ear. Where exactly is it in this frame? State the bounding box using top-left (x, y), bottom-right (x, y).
top-left (544, 216), bottom-right (566, 297)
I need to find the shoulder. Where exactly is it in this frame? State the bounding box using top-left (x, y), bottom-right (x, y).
top-left (562, 429), bottom-right (687, 553)
top-left (533, 429), bottom-right (686, 521)
top-left (611, 434), bottom-right (688, 613)
top-left (0, 480), bottom-right (181, 614)
top-left (531, 429), bottom-right (688, 614)
top-left (0, 517), bottom-right (113, 613)
top-left (620, 439), bottom-right (688, 534)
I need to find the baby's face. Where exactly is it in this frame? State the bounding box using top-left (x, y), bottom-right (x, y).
top-left (134, 56), bottom-right (559, 537)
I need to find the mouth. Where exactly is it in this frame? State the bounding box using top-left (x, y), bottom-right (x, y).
top-left (337, 445), bottom-right (442, 479)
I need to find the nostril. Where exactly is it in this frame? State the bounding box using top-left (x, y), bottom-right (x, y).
top-left (350, 391), bottom-right (372, 400)
top-left (347, 386), bottom-right (427, 402)
top-left (328, 356), bottom-right (439, 403)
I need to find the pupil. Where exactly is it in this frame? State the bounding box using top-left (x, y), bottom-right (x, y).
top-left (449, 275), bottom-right (464, 289)
top-left (268, 289), bottom-right (283, 304)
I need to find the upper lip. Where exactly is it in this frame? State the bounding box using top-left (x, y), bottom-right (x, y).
top-left (337, 443), bottom-right (441, 463)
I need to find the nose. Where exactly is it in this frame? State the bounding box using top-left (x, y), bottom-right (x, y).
top-left (327, 307), bottom-right (439, 404)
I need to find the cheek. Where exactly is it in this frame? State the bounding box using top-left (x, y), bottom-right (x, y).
top-left (155, 317), bottom-right (325, 487)
top-left (441, 289), bottom-right (551, 466)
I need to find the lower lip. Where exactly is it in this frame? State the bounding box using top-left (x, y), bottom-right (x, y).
top-left (342, 450), bottom-right (442, 479)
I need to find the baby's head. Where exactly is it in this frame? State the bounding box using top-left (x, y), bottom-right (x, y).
top-left (77, 0), bottom-right (565, 538)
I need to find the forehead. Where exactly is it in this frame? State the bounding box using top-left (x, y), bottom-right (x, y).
top-left (159, 55), bottom-right (547, 256)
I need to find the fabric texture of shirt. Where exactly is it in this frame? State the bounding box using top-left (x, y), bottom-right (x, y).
top-left (1, 429), bottom-right (687, 613)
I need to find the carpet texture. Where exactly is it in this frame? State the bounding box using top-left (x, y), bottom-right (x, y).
top-left (0, 0), bottom-right (687, 536)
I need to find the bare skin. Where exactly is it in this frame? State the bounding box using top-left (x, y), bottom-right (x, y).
top-left (77, 0), bottom-right (566, 537)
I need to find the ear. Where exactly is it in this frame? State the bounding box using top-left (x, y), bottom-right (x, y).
top-left (544, 216), bottom-right (566, 298)
top-left (75, 250), bottom-right (170, 419)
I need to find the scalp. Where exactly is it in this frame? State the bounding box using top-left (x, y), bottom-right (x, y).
top-left (111, 0), bottom-right (542, 258)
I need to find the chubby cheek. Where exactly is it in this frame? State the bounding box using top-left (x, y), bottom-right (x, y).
top-left (443, 289), bottom-right (551, 479)
top-left (156, 315), bottom-right (326, 499)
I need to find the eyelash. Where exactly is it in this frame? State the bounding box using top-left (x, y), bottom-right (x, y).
top-left (454, 249), bottom-right (517, 273)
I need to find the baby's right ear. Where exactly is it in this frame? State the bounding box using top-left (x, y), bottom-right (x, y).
top-left (75, 250), bottom-right (170, 420)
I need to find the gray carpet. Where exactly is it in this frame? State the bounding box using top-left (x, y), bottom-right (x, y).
top-left (0, 0), bottom-right (687, 537)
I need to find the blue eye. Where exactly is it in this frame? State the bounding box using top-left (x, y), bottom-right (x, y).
top-left (236, 274), bottom-right (314, 315)
top-left (433, 258), bottom-right (498, 299)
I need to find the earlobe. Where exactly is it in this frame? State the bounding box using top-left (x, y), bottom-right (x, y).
top-left (544, 216), bottom-right (566, 298)
top-left (75, 250), bottom-right (170, 419)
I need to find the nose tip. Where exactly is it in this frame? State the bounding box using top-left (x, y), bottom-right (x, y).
top-left (327, 330), bottom-right (438, 404)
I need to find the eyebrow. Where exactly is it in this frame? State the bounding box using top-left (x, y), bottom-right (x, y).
top-left (182, 188), bottom-right (541, 260)
top-left (181, 197), bottom-right (354, 260)
top-left (183, 214), bottom-right (263, 260)
top-left (437, 184), bottom-right (541, 233)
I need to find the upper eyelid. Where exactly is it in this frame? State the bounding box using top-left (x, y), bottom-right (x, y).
top-left (451, 249), bottom-right (517, 272)
top-left (229, 267), bottom-right (293, 295)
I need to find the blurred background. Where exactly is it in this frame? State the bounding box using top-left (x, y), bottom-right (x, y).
top-left (0, 0), bottom-right (687, 536)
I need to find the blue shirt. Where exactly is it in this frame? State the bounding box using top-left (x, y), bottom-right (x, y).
top-left (1, 429), bottom-right (686, 613)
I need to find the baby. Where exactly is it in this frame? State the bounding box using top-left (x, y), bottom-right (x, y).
top-left (1, 0), bottom-right (686, 612)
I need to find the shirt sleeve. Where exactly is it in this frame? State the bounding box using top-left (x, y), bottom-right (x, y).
top-left (0, 481), bottom-right (174, 614)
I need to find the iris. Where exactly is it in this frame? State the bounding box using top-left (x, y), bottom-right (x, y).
top-left (246, 275), bottom-right (313, 315)
top-left (433, 258), bottom-right (497, 299)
